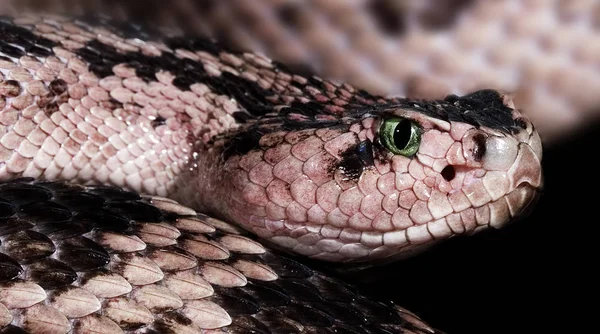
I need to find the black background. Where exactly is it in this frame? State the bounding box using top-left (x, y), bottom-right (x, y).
top-left (346, 125), bottom-right (598, 333)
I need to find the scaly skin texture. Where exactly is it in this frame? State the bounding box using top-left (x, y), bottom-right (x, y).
top-left (0, 179), bottom-right (440, 333)
top-left (0, 14), bottom-right (542, 263)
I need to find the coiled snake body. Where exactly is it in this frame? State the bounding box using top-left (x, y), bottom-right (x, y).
top-left (0, 8), bottom-right (542, 334)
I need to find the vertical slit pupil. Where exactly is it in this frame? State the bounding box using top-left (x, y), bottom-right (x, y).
top-left (393, 120), bottom-right (411, 149)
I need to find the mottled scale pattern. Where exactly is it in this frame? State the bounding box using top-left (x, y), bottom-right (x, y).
top-left (189, 0), bottom-right (600, 143)
top-left (0, 13), bottom-right (381, 196)
top-left (0, 178), bottom-right (438, 333)
top-left (0, 13), bottom-right (542, 263)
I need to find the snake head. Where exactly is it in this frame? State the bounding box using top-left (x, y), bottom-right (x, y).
top-left (216, 89), bottom-right (543, 262)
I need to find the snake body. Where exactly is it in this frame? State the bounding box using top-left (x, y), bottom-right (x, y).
top-left (0, 7), bottom-right (543, 334)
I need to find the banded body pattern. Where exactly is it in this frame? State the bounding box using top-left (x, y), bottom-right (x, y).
top-left (0, 179), bottom-right (437, 333)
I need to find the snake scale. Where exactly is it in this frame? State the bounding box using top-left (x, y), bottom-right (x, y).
top-left (0, 2), bottom-right (551, 334)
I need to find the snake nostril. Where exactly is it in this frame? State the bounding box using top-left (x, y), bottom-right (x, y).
top-left (441, 165), bottom-right (456, 181)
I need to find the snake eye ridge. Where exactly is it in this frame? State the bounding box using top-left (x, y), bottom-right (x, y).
top-left (379, 118), bottom-right (421, 156)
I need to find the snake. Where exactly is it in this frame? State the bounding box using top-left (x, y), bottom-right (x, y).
top-left (0, 2), bottom-right (548, 333)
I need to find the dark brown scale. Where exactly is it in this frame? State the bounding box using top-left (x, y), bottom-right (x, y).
top-left (106, 201), bottom-right (163, 222)
top-left (0, 80), bottom-right (22, 97)
top-left (211, 288), bottom-right (261, 315)
top-left (241, 280), bottom-right (292, 306)
top-left (260, 252), bottom-right (313, 278)
top-left (0, 183), bottom-right (52, 204)
top-left (48, 79), bottom-right (68, 95)
top-left (0, 253), bottom-right (23, 281)
top-left (0, 219), bottom-right (32, 236)
top-left (32, 220), bottom-right (93, 241)
top-left (74, 210), bottom-right (132, 232)
top-left (275, 278), bottom-right (323, 302)
top-left (1, 230), bottom-right (55, 263)
top-left (229, 315), bottom-right (271, 334)
top-left (354, 297), bottom-right (405, 324)
top-left (283, 301), bottom-right (335, 327)
top-left (0, 201), bottom-right (15, 219)
top-left (52, 191), bottom-right (106, 209)
top-left (24, 43), bottom-right (53, 57)
top-left (0, 41), bottom-right (24, 57)
top-left (315, 301), bottom-right (369, 325)
top-left (25, 258), bottom-right (77, 289)
top-left (85, 185), bottom-right (142, 201)
top-left (42, 101), bottom-right (59, 115)
top-left (18, 201), bottom-right (72, 223)
top-left (151, 311), bottom-right (196, 333)
top-left (56, 237), bottom-right (110, 271)
top-left (308, 274), bottom-right (358, 302)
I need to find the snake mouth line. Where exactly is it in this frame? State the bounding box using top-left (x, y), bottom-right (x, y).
top-left (349, 183), bottom-right (540, 262)
top-left (260, 183), bottom-right (541, 263)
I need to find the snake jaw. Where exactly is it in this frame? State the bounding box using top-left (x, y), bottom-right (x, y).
top-left (207, 93), bottom-right (543, 263)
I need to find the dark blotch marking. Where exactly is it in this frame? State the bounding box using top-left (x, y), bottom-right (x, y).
top-left (395, 89), bottom-right (524, 134)
top-left (356, 141), bottom-right (375, 167)
top-left (229, 315), bottom-right (272, 334)
top-left (262, 252), bottom-right (313, 278)
top-left (19, 201), bottom-right (73, 223)
top-left (282, 301), bottom-right (335, 327)
top-left (367, 0), bottom-right (406, 35)
top-left (419, 0), bottom-right (475, 30)
top-left (221, 127), bottom-right (264, 159)
top-left (212, 287), bottom-right (261, 315)
top-left (0, 218), bottom-right (32, 236)
top-left (74, 210), bottom-right (131, 232)
top-left (472, 133), bottom-right (487, 162)
top-left (108, 201), bottom-right (163, 222)
top-left (151, 116), bottom-right (166, 128)
top-left (338, 141), bottom-right (375, 181)
top-left (314, 301), bottom-right (367, 325)
top-left (272, 60), bottom-right (315, 80)
top-left (2, 230), bottom-right (55, 263)
top-left (57, 236), bottom-right (110, 271)
top-left (99, 98), bottom-right (124, 111)
top-left (0, 19), bottom-right (57, 57)
top-left (44, 102), bottom-right (59, 115)
top-left (232, 111), bottom-right (254, 124)
top-left (153, 311), bottom-right (195, 332)
top-left (33, 220), bottom-right (93, 241)
top-left (338, 153), bottom-right (363, 181)
top-left (0, 79), bottom-right (22, 97)
top-left (85, 185), bottom-right (142, 201)
top-left (48, 79), bottom-right (68, 95)
top-left (0, 200), bottom-right (15, 219)
top-left (76, 34), bottom-right (276, 117)
top-left (276, 3), bottom-right (304, 29)
top-left (515, 117), bottom-right (528, 129)
top-left (0, 252), bottom-right (23, 281)
top-left (26, 258), bottom-right (78, 289)
top-left (241, 280), bottom-right (291, 307)
top-left (351, 297), bottom-right (404, 325)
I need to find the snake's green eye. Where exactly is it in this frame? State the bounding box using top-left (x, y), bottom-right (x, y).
top-left (379, 118), bottom-right (421, 156)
